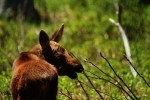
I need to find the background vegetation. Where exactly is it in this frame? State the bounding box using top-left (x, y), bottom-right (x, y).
top-left (0, 0), bottom-right (150, 99)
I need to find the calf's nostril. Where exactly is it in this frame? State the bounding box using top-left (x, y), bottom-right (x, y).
top-left (75, 66), bottom-right (84, 73)
top-left (79, 68), bottom-right (84, 72)
top-left (81, 68), bottom-right (84, 71)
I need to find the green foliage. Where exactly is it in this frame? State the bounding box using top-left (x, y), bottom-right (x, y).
top-left (0, 0), bottom-right (150, 99)
top-left (0, 68), bottom-right (12, 100)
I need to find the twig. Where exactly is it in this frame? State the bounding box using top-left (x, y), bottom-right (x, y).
top-left (76, 78), bottom-right (90, 100)
top-left (83, 71), bottom-right (104, 100)
top-left (100, 52), bottom-right (138, 100)
top-left (66, 88), bottom-right (73, 100)
top-left (87, 76), bottom-right (130, 100)
top-left (59, 89), bottom-right (72, 99)
top-left (84, 58), bottom-right (117, 82)
top-left (125, 55), bottom-right (150, 87)
top-left (78, 79), bottom-right (119, 100)
top-left (85, 70), bottom-right (130, 100)
top-left (84, 59), bottom-right (134, 99)
top-left (85, 70), bottom-right (120, 88)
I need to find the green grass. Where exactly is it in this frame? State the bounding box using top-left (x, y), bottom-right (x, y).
top-left (0, 0), bottom-right (150, 99)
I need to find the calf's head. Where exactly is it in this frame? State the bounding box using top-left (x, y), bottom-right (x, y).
top-left (33, 25), bottom-right (84, 79)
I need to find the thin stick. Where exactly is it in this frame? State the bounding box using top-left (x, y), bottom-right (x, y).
top-left (78, 79), bottom-right (119, 100)
top-left (100, 52), bottom-right (138, 100)
top-left (83, 71), bottom-right (104, 100)
top-left (66, 89), bottom-right (73, 100)
top-left (87, 76), bottom-right (130, 100)
top-left (125, 55), bottom-right (150, 87)
top-left (85, 70), bottom-right (120, 88)
top-left (76, 78), bottom-right (90, 100)
top-left (59, 89), bottom-right (72, 99)
top-left (84, 59), bottom-right (134, 99)
top-left (85, 70), bottom-right (130, 100)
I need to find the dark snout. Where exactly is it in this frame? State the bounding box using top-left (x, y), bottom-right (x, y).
top-left (66, 63), bottom-right (83, 79)
top-left (68, 63), bottom-right (83, 79)
top-left (70, 59), bottom-right (84, 73)
top-left (74, 64), bottom-right (84, 73)
top-left (68, 72), bottom-right (77, 79)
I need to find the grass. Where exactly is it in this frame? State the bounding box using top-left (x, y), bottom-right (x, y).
top-left (0, 0), bottom-right (150, 99)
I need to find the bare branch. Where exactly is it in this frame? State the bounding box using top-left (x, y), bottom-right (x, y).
top-left (124, 55), bottom-right (150, 87)
top-left (59, 89), bottom-right (72, 100)
top-left (76, 78), bottom-right (90, 100)
top-left (100, 52), bottom-right (138, 100)
top-left (66, 89), bottom-right (73, 100)
top-left (84, 58), bottom-right (134, 99)
top-left (82, 70), bottom-right (104, 100)
top-left (78, 78), bottom-right (119, 100)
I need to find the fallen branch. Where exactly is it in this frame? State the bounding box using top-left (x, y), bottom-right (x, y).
top-left (109, 18), bottom-right (137, 77)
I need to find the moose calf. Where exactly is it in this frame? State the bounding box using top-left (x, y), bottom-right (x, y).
top-left (11, 25), bottom-right (84, 100)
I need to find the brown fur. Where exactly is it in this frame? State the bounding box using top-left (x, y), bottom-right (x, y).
top-left (11, 52), bottom-right (58, 100)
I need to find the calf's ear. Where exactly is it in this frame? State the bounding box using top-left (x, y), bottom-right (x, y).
top-left (50, 24), bottom-right (64, 42)
top-left (39, 30), bottom-right (50, 48)
top-left (39, 30), bottom-right (56, 63)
